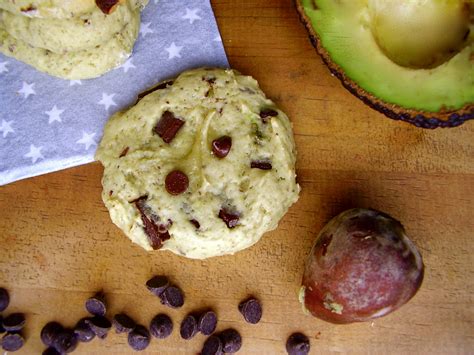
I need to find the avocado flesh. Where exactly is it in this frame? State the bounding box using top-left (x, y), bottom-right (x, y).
top-left (300, 0), bottom-right (473, 113)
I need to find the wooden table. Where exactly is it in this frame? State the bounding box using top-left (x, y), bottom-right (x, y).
top-left (1, 1), bottom-right (473, 353)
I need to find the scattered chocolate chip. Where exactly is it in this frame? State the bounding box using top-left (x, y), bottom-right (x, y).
top-left (0, 317), bottom-right (4, 334)
top-left (154, 111), bottom-right (185, 144)
top-left (119, 147), bottom-right (129, 158)
top-left (238, 298), bottom-right (262, 324)
top-left (160, 286), bottom-right (184, 308)
top-left (250, 160), bottom-right (272, 170)
top-left (135, 197), bottom-right (170, 250)
top-left (85, 292), bottom-right (107, 316)
top-left (202, 335), bottom-right (223, 355)
top-left (43, 346), bottom-right (61, 355)
top-left (85, 316), bottom-right (111, 339)
top-left (259, 108), bottom-right (278, 123)
top-left (146, 275), bottom-right (170, 297)
top-left (137, 81), bottom-right (174, 102)
top-left (113, 313), bottom-right (136, 334)
top-left (1, 332), bottom-right (24, 352)
top-left (180, 314), bottom-right (198, 340)
top-left (218, 208), bottom-right (240, 228)
top-left (190, 219), bottom-right (200, 229)
top-left (2, 313), bottom-right (25, 332)
top-left (95, 0), bottom-right (120, 14)
top-left (219, 328), bottom-right (242, 353)
top-left (128, 325), bottom-right (150, 351)
top-left (150, 314), bottom-right (173, 339)
top-left (286, 332), bottom-right (310, 355)
top-left (41, 322), bottom-right (63, 346)
top-left (198, 311), bottom-right (217, 336)
top-left (0, 288), bottom-right (9, 312)
top-left (165, 170), bottom-right (189, 195)
top-left (212, 136), bottom-right (232, 158)
top-left (52, 329), bottom-right (78, 354)
top-left (74, 318), bottom-right (95, 343)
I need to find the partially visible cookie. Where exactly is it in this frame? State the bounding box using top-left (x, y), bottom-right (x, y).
top-left (0, 0), bottom-right (148, 19)
top-left (0, 1), bottom-right (136, 53)
top-left (96, 68), bottom-right (300, 259)
top-left (0, 9), bottom-right (139, 79)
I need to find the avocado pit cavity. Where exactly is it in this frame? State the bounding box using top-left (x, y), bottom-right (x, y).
top-left (368, 0), bottom-right (471, 68)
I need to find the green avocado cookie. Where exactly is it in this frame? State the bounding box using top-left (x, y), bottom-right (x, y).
top-left (0, 9), bottom-right (139, 79)
top-left (0, 2), bottom-right (137, 53)
top-left (0, 0), bottom-right (148, 19)
top-left (96, 68), bottom-right (300, 259)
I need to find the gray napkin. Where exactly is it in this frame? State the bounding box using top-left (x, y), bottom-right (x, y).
top-left (0, 0), bottom-right (228, 186)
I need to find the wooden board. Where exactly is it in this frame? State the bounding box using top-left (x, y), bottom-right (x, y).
top-left (0, 1), bottom-right (473, 353)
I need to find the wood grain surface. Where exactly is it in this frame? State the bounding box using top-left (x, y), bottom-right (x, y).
top-left (1, 1), bottom-right (473, 354)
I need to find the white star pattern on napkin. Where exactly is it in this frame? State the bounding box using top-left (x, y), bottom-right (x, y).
top-left (98, 93), bottom-right (117, 111)
top-left (0, 120), bottom-right (14, 138)
top-left (24, 144), bottom-right (44, 163)
top-left (18, 82), bottom-right (35, 99)
top-left (182, 8), bottom-right (201, 24)
top-left (0, 0), bottom-right (229, 186)
top-left (0, 61), bottom-right (8, 74)
top-left (76, 132), bottom-right (97, 150)
top-left (45, 105), bottom-right (64, 124)
top-left (120, 58), bottom-right (136, 73)
top-left (140, 22), bottom-right (154, 38)
top-left (165, 42), bottom-right (183, 59)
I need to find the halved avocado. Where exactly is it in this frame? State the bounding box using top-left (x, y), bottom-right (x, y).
top-left (296, 0), bottom-right (474, 128)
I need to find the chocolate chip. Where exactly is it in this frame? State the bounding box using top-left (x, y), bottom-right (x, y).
top-left (0, 317), bottom-right (4, 334)
top-left (286, 332), bottom-right (310, 355)
top-left (1, 332), bottom-right (24, 352)
top-left (202, 335), bottom-right (223, 355)
top-left (154, 111), bottom-right (185, 144)
top-left (2, 313), bottom-right (25, 332)
top-left (95, 0), bottom-right (119, 14)
top-left (180, 314), bottom-right (198, 340)
top-left (137, 81), bottom-right (174, 102)
top-left (219, 328), bottom-right (242, 353)
top-left (41, 322), bottom-right (63, 346)
top-left (146, 275), bottom-right (170, 297)
top-left (113, 313), bottom-right (136, 334)
top-left (52, 329), bottom-right (78, 353)
top-left (85, 292), bottom-right (107, 316)
top-left (238, 298), bottom-right (262, 324)
top-left (190, 219), bottom-right (200, 229)
top-left (212, 136), bottom-right (232, 158)
top-left (128, 325), bottom-right (150, 351)
top-left (198, 311), bottom-right (217, 336)
top-left (259, 108), bottom-right (278, 123)
top-left (165, 170), bottom-right (189, 195)
top-left (119, 147), bottom-right (129, 158)
top-left (43, 346), bottom-right (61, 355)
top-left (218, 208), bottom-right (240, 228)
top-left (250, 160), bottom-right (272, 170)
top-left (160, 286), bottom-right (184, 308)
top-left (74, 318), bottom-right (95, 342)
top-left (0, 288), bottom-right (9, 312)
top-left (134, 197), bottom-right (171, 250)
top-left (150, 314), bottom-right (173, 339)
top-left (85, 316), bottom-right (111, 339)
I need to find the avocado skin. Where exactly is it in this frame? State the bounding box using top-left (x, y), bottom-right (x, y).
top-left (295, 0), bottom-right (474, 129)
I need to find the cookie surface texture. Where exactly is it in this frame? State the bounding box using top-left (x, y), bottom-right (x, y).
top-left (0, 0), bottom-right (148, 19)
top-left (0, 2), bottom-right (136, 53)
top-left (96, 68), bottom-right (300, 259)
top-left (0, 7), bottom-right (139, 79)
